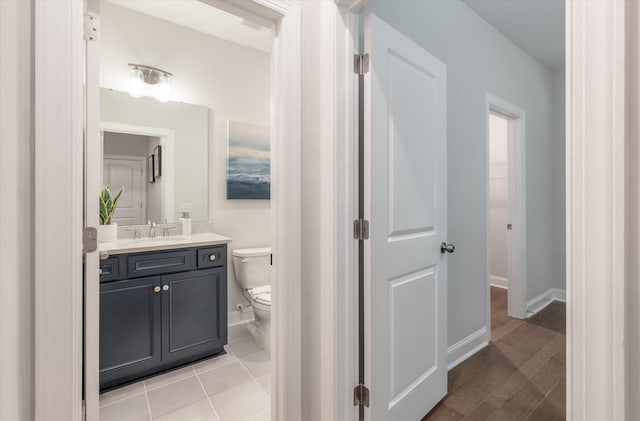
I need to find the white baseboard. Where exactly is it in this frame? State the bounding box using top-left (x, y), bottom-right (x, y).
top-left (447, 327), bottom-right (489, 370)
top-left (526, 288), bottom-right (566, 316)
top-left (490, 276), bottom-right (508, 289)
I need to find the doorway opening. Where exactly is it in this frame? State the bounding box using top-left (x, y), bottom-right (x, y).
top-left (102, 131), bottom-right (162, 226)
top-left (485, 95), bottom-right (527, 327)
top-left (488, 112), bottom-right (515, 340)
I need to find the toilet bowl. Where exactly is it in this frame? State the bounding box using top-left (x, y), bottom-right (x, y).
top-left (232, 247), bottom-right (271, 351)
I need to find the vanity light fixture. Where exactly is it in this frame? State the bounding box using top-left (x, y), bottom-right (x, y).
top-left (128, 64), bottom-right (172, 102)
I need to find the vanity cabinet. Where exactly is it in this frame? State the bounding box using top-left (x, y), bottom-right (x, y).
top-left (99, 245), bottom-right (227, 391)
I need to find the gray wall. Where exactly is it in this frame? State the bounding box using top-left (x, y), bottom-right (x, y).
top-left (370, 0), bottom-right (564, 346)
top-left (0, 1), bottom-right (34, 420)
top-left (551, 69), bottom-right (566, 290)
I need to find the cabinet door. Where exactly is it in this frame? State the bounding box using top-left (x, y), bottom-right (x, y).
top-left (161, 268), bottom-right (227, 363)
top-left (100, 277), bottom-right (162, 386)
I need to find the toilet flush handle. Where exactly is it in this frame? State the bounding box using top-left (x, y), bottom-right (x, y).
top-left (241, 259), bottom-right (249, 263)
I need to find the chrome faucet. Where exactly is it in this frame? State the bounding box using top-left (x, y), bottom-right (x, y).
top-left (162, 225), bottom-right (176, 238)
top-left (126, 227), bottom-right (141, 239)
top-left (147, 220), bottom-right (157, 238)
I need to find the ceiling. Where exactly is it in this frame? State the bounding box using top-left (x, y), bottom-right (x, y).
top-left (107, 0), bottom-right (274, 53)
top-left (463, 0), bottom-right (565, 71)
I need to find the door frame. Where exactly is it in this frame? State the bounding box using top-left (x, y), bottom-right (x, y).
top-left (33, 0), bottom-right (303, 420)
top-left (484, 93), bottom-right (527, 326)
top-left (100, 121), bottom-right (175, 224)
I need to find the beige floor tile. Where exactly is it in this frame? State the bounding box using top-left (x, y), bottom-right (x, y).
top-left (227, 336), bottom-right (262, 358)
top-left (211, 381), bottom-right (270, 421)
top-left (145, 365), bottom-right (195, 391)
top-left (147, 376), bottom-right (207, 419)
top-left (198, 361), bottom-right (254, 397)
top-left (99, 382), bottom-right (146, 407)
top-left (247, 409), bottom-right (270, 421)
top-left (256, 375), bottom-right (271, 397)
top-left (193, 352), bottom-right (239, 374)
top-left (100, 394), bottom-right (150, 421)
top-left (241, 351), bottom-right (271, 378)
top-left (155, 400), bottom-right (218, 421)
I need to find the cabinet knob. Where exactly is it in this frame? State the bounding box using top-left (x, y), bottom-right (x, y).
top-left (99, 268), bottom-right (103, 275)
top-left (209, 254), bottom-right (217, 261)
top-left (162, 285), bottom-right (169, 291)
top-left (154, 286), bottom-right (161, 293)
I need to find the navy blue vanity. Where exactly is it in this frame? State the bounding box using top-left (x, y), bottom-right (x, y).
top-left (99, 244), bottom-right (228, 391)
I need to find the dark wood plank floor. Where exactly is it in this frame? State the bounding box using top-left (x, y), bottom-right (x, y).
top-left (423, 287), bottom-right (566, 421)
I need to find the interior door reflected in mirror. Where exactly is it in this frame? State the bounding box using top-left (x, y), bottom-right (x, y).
top-left (100, 88), bottom-right (209, 225)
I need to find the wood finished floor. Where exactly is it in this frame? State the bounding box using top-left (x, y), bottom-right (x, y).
top-left (423, 287), bottom-right (566, 421)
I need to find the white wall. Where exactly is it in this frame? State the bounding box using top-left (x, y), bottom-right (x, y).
top-left (370, 0), bottom-right (563, 346)
top-left (489, 114), bottom-right (509, 285)
top-left (100, 2), bottom-right (272, 311)
top-left (103, 131), bottom-right (150, 157)
top-left (0, 1), bottom-right (34, 420)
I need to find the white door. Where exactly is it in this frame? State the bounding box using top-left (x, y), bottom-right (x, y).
top-left (364, 14), bottom-right (448, 420)
top-left (103, 156), bottom-right (146, 225)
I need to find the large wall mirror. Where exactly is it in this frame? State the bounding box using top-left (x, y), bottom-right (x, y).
top-left (100, 88), bottom-right (209, 225)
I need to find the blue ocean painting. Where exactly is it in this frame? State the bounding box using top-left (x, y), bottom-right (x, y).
top-left (227, 121), bottom-right (270, 200)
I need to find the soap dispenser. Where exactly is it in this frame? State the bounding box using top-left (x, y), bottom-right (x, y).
top-left (180, 211), bottom-right (192, 236)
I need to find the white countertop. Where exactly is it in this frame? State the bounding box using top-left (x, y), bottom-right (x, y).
top-left (99, 232), bottom-right (232, 255)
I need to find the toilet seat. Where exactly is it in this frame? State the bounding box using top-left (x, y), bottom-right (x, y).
top-left (248, 286), bottom-right (271, 307)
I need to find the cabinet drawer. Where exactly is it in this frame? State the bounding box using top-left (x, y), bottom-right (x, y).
top-left (127, 250), bottom-right (196, 278)
top-left (197, 246), bottom-right (226, 269)
top-left (99, 257), bottom-right (119, 282)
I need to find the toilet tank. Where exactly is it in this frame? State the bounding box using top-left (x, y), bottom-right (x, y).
top-left (232, 247), bottom-right (271, 289)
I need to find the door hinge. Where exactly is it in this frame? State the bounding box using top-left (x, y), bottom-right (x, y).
top-left (354, 53), bottom-right (370, 75)
top-left (83, 227), bottom-right (98, 254)
top-left (354, 219), bottom-right (370, 240)
top-left (84, 13), bottom-right (99, 42)
top-left (354, 384), bottom-right (370, 407)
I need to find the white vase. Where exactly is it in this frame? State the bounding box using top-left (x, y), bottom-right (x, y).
top-left (98, 223), bottom-right (118, 243)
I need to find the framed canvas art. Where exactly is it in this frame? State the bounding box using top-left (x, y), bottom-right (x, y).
top-left (226, 121), bottom-right (270, 200)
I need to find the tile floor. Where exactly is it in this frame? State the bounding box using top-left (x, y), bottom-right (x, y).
top-left (100, 326), bottom-right (271, 421)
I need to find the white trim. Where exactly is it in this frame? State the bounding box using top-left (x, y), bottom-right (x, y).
top-left (484, 93), bottom-right (527, 333)
top-left (526, 288), bottom-right (567, 316)
top-left (446, 327), bottom-right (489, 371)
top-left (334, 4), bottom-right (360, 421)
top-left (567, 1), bottom-right (627, 419)
top-left (100, 121), bottom-right (175, 224)
top-left (265, 2), bottom-right (303, 420)
top-left (489, 276), bottom-right (508, 289)
top-left (34, 1), bottom-right (84, 420)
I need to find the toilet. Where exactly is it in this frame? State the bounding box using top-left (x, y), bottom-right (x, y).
top-left (232, 247), bottom-right (271, 352)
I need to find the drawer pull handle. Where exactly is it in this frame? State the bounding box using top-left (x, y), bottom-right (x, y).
top-left (209, 255), bottom-right (217, 261)
top-left (154, 286), bottom-right (161, 293)
top-left (162, 285), bottom-right (169, 291)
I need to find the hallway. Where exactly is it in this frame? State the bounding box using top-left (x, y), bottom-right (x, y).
top-left (423, 287), bottom-right (566, 420)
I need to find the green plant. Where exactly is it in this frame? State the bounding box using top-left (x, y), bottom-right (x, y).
top-left (99, 185), bottom-right (124, 225)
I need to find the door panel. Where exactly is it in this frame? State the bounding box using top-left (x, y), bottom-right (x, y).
top-left (99, 277), bottom-right (162, 385)
top-left (364, 13), bottom-right (448, 420)
top-left (103, 156), bottom-right (145, 225)
top-left (161, 268), bottom-right (227, 363)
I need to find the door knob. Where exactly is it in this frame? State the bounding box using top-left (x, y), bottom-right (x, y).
top-left (441, 242), bottom-right (455, 254)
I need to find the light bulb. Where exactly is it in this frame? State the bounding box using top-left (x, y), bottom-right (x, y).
top-left (130, 68), bottom-right (144, 98)
top-left (156, 74), bottom-right (171, 103)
